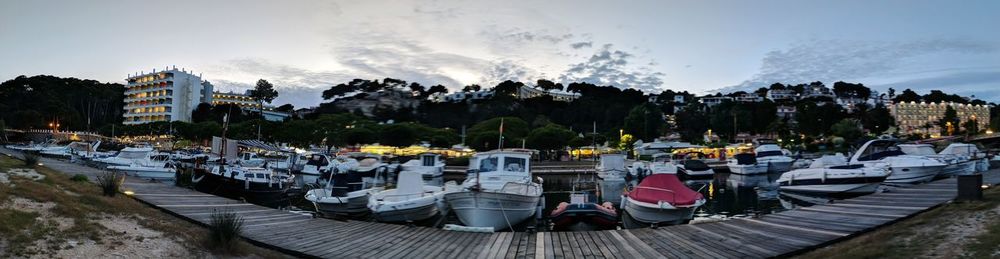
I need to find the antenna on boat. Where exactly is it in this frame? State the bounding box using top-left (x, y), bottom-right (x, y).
top-left (497, 118), bottom-right (504, 150)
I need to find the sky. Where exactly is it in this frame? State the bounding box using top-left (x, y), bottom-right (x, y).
top-left (1, 0), bottom-right (999, 107)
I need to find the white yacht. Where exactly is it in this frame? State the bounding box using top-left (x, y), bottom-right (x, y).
top-left (754, 144), bottom-right (794, 173)
top-left (777, 164), bottom-right (890, 197)
top-left (400, 153), bottom-right (445, 185)
top-left (849, 140), bottom-right (947, 185)
top-left (444, 150), bottom-right (543, 231)
top-left (898, 143), bottom-right (973, 177)
top-left (109, 161), bottom-right (177, 181)
top-left (368, 170), bottom-right (455, 222)
top-left (727, 153), bottom-right (769, 175)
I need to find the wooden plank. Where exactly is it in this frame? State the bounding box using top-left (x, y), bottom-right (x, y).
top-left (798, 206), bottom-right (906, 218)
top-left (607, 231), bottom-right (643, 259)
top-left (544, 231), bottom-right (557, 259)
top-left (534, 232), bottom-right (546, 259)
top-left (629, 229), bottom-right (689, 259)
top-left (662, 226), bottom-right (750, 258)
top-left (715, 220), bottom-right (816, 247)
top-left (687, 223), bottom-right (781, 257)
top-left (739, 218), bottom-right (849, 237)
top-left (620, 230), bottom-right (667, 258)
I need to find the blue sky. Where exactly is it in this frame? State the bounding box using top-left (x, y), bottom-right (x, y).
top-left (1, 0), bottom-right (998, 107)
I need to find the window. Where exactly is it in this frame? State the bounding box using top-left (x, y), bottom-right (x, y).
top-left (479, 157), bottom-right (498, 173)
top-left (503, 157), bottom-right (526, 172)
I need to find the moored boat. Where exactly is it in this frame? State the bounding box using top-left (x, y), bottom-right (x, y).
top-left (777, 164), bottom-right (890, 197)
top-left (368, 170), bottom-right (451, 223)
top-left (849, 139), bottom-right (946, 185)
top-left (444, 150), bottom-right (543, 231)
top-left (549, 192), bottom-right (618, 231)
top-left (621, 173), bottom-right (705, 228)
top-left (754, 144), bottom-right (794, 173)
top-left (727, 153), bottom-right (768, 175)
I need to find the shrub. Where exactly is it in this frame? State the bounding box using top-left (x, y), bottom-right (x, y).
top-left (174, 168), bottom-right (193, 188)
top-left (70, 174), bottom-right (89, 182)
top-left (22, 152), bottom-right (39, 167)
top-left (95, 171), bottom-right (122, 197)
top-left (208, 210), bottom-right (244, 252)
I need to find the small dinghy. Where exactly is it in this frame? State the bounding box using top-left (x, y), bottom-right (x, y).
top-left (549, 192), bottom-right (618, 231)
top-left (621, 166), bottom-right (705, 228)
top-left (368, 170), bottom-right (450, 223)
top-left (777, 164), bottom-right (890, 197)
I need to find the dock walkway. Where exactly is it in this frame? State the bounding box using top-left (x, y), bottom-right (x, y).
top-left (6, 149), bottom-right (998, 259)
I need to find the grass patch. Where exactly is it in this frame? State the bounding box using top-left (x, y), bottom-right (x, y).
top-left (208, 210), bottom-right (245, 253)
top-left (799, 186), bottom-right (1000, 259)
top-left (95, 171), bottom-right (122, 197)
top-left (70, 174), bottom-right (88, 182)
top-left (0, 156), bottom-right (290, 258)
top-left (21, 152), bottom-right (39, 167)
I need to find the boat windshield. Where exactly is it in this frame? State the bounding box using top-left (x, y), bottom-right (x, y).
top-left (858, 141), bottom-right (905, 161)
top-left (503, 157), bottom-right (527, 172)
top-left (306, 154), bottom-right (329, 166)
top-left (756, 150), bottom-right (783, 158)
top-left (479, 157), bottom-right (499, 173)
top-left (421, 155), bottom-right (437, 166)
top-left (900, 145), bottom-right (936, 156)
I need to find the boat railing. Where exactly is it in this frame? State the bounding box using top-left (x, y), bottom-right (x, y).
top-left (500, 181), bottom-right (540, 196)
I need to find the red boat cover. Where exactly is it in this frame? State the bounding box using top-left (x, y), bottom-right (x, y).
top-left (627, 174), bottom-right (704, 206)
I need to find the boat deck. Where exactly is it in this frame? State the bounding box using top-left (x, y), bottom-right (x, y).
top-left (6, 149), bottom-right (999, 259)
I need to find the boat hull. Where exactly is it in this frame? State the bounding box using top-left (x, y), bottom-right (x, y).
top-left (765, 161), bottom-right (793, 174)
top-left (310, 194), bottom-right (371, 218)
top-left (939, 160), bottom-right (977, 177)
top-left (621, 197), bottom-right (697, 228)
top-left (192, 169), bottom-right (292, 208)
top-left (727, 164), bottom-right (769, 175)
top-left (113, 167), bottom-right (176, 181)
top-left (371, 202), bottom-right (438, 223)
top-left (884, 165), bottom-right (944, 185)
top-left (444, 191), bottom-right (540, 231)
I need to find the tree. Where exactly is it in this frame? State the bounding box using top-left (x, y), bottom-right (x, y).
top-left (893, 89), bottom-right (921, 103)
top-left (426, 85), bottom-right (448, 96)
top-left (249, 79), bottom-right (279, 139)
top-left (494, 80), bottom-right (524, 96)
top-left (536, 79), bottom-right (563, 91)
top-left (831, 119), bottom-right (864, 143)
top-left (862, 104), bottom-right (895, 134)
top-left (462, 84), bottom-right (481, 92)
top-left (938, 106), bottom-right (959, 136)
top-left (526, 124), bottom-right (575, 151)
top-left (340, 127), bottom-right (377, 146)
top-left (379, 124), bottom-right (418, 147)
top-left (962, 120), bottom-right (980, 136)
top-left (832, 81), bottom-right (871, 99)
top-left (623, 103), bottom-right (664, 141)
top-left (467, 117), bottom-right (529, 150)
top-left (275, 104), bottom-right (295, 113)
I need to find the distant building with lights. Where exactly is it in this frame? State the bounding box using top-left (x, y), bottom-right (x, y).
top-left (123, 68), bottom-right (213, 125)
top-left (517, 86), bottom-right (581, 102)
top-left (213, 90), bottom-right (262, 110)
top-left (890, 101), bottom-right (990, 136)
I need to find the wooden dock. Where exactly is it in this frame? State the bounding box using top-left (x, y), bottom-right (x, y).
top-left (7, 149), bottom-right (998, 259)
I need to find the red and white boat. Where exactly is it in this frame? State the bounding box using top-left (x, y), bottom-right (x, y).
top-left (621, 173), bottom-right (705, 228)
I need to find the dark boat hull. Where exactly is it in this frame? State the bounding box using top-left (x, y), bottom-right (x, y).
top-left (549, 203), bottom-right (619, 231)
top-left (191, 169), bottom-right (293, 208)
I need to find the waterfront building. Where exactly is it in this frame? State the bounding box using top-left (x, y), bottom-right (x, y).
top-left (890, 101), bottom-right (990, 136)
top-left (767, 89), bottom-right (798, 102)
top-left (735, 93), bottom-right (763, 103)
top-left (123, 68), bottom-right (213, 125)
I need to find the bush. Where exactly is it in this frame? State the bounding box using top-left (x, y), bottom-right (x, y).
top-left (95, 171), bottom-right (122, 197)
top-left (208, 210), bottom-right (244, 252)
top-left (70, 174), bottom-right (89, 182)
top-left (22, 152), bottom-right (39, 167)
top-left (174, 168), bottom-right (193, 188)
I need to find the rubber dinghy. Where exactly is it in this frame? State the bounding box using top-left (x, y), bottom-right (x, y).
top-left (622, 173), bottom-right (705, 228)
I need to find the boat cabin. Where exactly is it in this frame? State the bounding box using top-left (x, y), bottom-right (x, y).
top-left (754, 144), bottom-right (784, 158)
top-left (471, 150), bottom-right (531, 175)
top-left (851, 140), bottom-right (905, 162)
top-left (898, 144), bottom-right (937, 156)
top-left (418, 153), bottom-right (442, 167)
top-left (733, 153), bottom-right (758, 165)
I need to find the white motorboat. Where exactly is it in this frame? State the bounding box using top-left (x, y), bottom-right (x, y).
top-left (444, 150), bottom-right (542, 231)
top-left (727, 153), bottom-right (769, 175)
top-left (109, 161), bottom-right (177, 181)
top-left (755, 144), bottom-right (794, 173)
top-left (93, 147), bottom-right (159, 167)
top-left (400, 153), bottom-right (445, 185)
top-left (939, 143), bottom-right (990, 173)
top-left (305, 157), bottom-right (388, 218)
top-left (368, 170), bottom-right (453, 222)
top-left (849, 139), bottom-right (947, 185)
top-left (237, 152), bottom-right (266, 168)
top-left (778, 164), bottom-right (890, 197)
top-left (899, 144), bottom-right (973, 177)
top-left (621, 173), bottom-right (706, 228)
top-left (671, 152), bottom-right (715, 180)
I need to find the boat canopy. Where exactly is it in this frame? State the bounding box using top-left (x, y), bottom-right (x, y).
top-left (734, 153), bottom-right (757, 165)
top-left (628, 174), bottom-right (703, 206)
top-left (940, 143), bottom-right (981, 156)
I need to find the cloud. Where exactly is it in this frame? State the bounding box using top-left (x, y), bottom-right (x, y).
top-left (871, 70), bottom-right (1000, 102)
top-left (557, 44), bottom-right (665, 91)
top-left (205, 59), bottom-right (352, 107)
top-left (719, 39), bottom-right (999, 93)
top-left (570, 41), bottom-right (592, 49)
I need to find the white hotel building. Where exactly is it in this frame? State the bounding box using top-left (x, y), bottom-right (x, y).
top-left (123, 69), bottom-right (213, 124)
